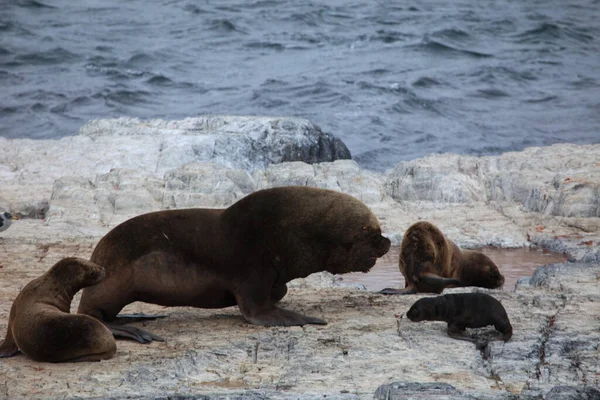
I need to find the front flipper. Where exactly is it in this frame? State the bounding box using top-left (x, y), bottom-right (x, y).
top-left (446, 323), bottom-right (476, 343)
top-left (106, 323), bottom-right (165, 344)
top-left (419, 273), bottom-right (463, 290)
top-left (235, 280), bottom-right (327, 326)
top-left (378, 285), bottom-right (418, 295)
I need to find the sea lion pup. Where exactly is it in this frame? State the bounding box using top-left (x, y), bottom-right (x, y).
top-left (78, 186), bottom-right (391, 343)
top-left (406, 293), bottom-right (513, 345)
top-left (0, 258), bottom-right (116, 362)
top-left (379, 221), bottom-right (504, 295)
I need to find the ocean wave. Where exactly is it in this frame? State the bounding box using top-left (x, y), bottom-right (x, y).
top-left (523, 95), bottom-right (558, 103)
top-left (516, 22), bottom-right (594, 43)
top-left (412, 77), bottom-right (442, 88)
top-left (145, 75), bottom-right (198, 90)
top-left (16, 0), bottom-right (56, 9)
top-left (474, 88), bottom-right (511, 98)
top-left (430, 28), bottom-right (472, 40)
top-left (14, 47), bottom-right (78, 65)
top-left (92, 89), bottom-right (153, 106)
top-left (467, 65), bottom-right (538, 84)
top-left (244, 42), bottom-right (286, 51)
top-left (408, 39), bottom-right (493, 58)
top-left (369, 30), bottom-right (414, 44)
top-left (209, 19), bottom-right (245, 34)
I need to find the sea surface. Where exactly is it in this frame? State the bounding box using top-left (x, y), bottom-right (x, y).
top-left (1, 0), bottom-right (599, 170)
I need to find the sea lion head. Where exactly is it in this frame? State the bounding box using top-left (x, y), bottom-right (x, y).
top-left (406, 297), bottom-right (440, 322)
top-left (48, 257), bottom-right (106, 288)
top-left (324, 210), bottom-right (391, 274)
top-left (464, 252), bottom-right (505, 289)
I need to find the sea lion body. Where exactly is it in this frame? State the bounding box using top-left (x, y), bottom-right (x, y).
top-left (406, 292), bottom-right (513, 342)
top-left (78, 186), bottom-right (391, 342)
top-left (380, 221), bottom-right (504, 295)
top-left (0, 258), bottom-right (116, 362)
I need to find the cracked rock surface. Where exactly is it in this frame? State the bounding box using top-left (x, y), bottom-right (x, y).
top-left (0, 118), bottom-right (599, 399)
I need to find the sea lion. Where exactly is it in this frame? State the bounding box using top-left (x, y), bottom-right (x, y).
top-left (78, 186), bottom-right (391, 343)
top-left (380, 221), bottom-right (504, 295)
top-left (406, 292), bottom-right (513, 345)
top-left (0, 257), bottom-right (116, 362)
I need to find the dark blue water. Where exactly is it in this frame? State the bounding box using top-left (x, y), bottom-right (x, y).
top-left (1, 0), bottom-right (599, 170)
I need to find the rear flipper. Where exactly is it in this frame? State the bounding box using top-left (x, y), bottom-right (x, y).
top-left (378, 285), bottom-right (418, 295)
top-left (419, 273), bottom-right (463, 290)
top-left (106, 323), bottom-right (165, 344)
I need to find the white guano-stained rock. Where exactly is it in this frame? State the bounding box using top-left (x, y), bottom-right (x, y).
top-left (0, 116), bottom-right (350, 217)
top-left (1, 118), bottom-right (599, 399)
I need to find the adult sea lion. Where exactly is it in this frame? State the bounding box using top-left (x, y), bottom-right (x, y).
top-left (0, 258), bottom-right (116, 362)
top-left (406, 292), bottom-right (513, 345)
top-left (380, 221), bottom-right (504, 295)
top-left (78, 186), bottom-right (391, 343)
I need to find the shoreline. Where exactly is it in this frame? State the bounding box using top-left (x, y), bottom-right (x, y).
top-left (1, 117), bottom-right (599, 399)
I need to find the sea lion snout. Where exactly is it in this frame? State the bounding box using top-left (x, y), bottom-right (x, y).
top-left (406, 303), bottom-right (422, 321)
top-left (83, 265), bottom-right (106, 285)
top-left (372, 234), bottom-right (391, 256)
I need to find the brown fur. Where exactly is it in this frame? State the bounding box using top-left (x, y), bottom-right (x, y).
top-left (77, 186), bottom-right (391, 343)
top-left (380, 221), bottom-right (504, 295)
top-left (0, 258), bottom-right (116, 362)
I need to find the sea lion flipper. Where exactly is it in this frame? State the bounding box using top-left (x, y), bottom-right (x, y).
top-left (419, 273), bottom-right (462, 290)
top-left (446, 324), bottom-right (476, 343)
top-left (107, 323), bottom-right (165, 344)
top-left (0, 337), bottom-right (20, 358)
top-left (378, 286), bottom-right (418, 295)
top-left (237, 289), bottom-right (327, 326)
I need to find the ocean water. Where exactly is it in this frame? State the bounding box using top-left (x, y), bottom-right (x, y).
top-left (1, 0), bottom-right (599, 170)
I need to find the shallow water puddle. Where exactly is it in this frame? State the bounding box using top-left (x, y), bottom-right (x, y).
top-left (340, 246), bottom-right (568, 292)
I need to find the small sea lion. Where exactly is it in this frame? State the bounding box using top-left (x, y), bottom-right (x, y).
top-left (0, 257), bottom-right (116, 362)
top-left (406, 293), bottom-right (513, 344)
top-left (380, 221), bottom-right (504, 295)
top-left (78, 186), bottom-right (391, 343)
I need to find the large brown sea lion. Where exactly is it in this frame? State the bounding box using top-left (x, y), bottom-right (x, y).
top-left (380, 221), bottom-right (504, 295)
top-left (406, 292), bottom-right (513, 345)
top-left (77, 186), bottom-right (391, 343)
top-left (0, 258), bottom-right (116, 362)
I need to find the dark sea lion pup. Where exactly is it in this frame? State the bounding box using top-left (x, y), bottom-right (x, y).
top-left (406, 293), bottom-right (513, 345)
top-left (78, 186), bottom-right (391, 343)
top-left (0, 258), bottom-right (116, 362)
top-left (380, 221), bottom-right (504, 295)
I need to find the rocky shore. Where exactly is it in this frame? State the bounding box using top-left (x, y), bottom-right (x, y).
top-left (0, 117), bottom-right (598, 399)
